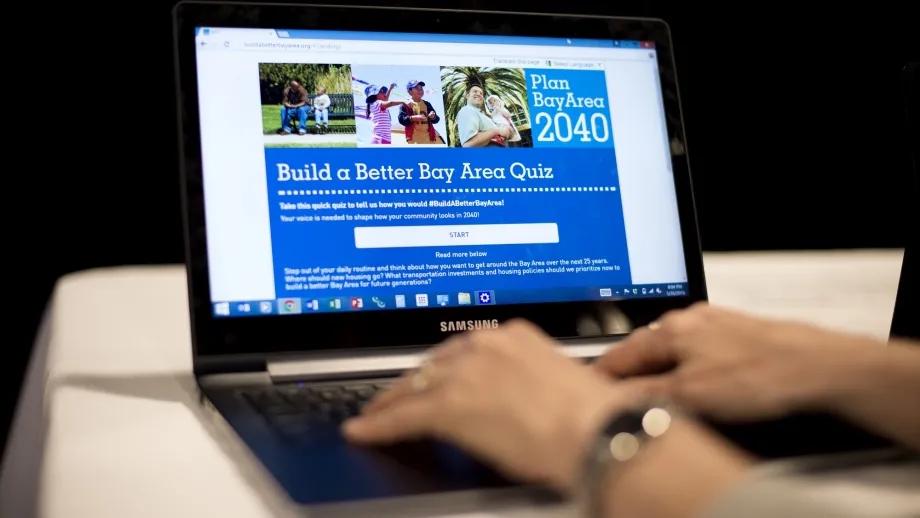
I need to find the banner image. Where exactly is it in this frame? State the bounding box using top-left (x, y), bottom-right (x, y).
top-left (351, 64), bottom-right (448, 147)
top-left (258, 63), bottom-right (357, 148)
top-left (440, 66), bottom-right (533, 148)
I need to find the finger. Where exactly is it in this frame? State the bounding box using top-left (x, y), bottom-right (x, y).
top-left (669, 365), bottom-right (778, 422)
top-left (343, 397), bottom-right (438, 444)
top-left (365, 331), bottom-right (478, 414)
top-left (428, 332), bottom-right (473, 363)
top-left (615, 375), bottom-right (675, 401)
top-left (593, 326), bottom-right (676, 378)
top-left (595, 307), bottom-right (706, 378)
top-left (361, 375), bottom-right (420, 415)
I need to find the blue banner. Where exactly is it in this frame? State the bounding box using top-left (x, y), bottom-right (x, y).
top-left (264, 146), bottom-right (631, 302)
top-left (525, 68), bottom-right (614, 150)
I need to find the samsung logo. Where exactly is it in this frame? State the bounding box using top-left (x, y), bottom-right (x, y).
top-left (440, 319), bottom-right (500, 332)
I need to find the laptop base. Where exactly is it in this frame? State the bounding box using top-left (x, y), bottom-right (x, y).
top-left (201, 383), bottom-right (551, 512)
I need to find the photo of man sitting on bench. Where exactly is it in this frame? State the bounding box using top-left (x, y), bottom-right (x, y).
top-left (258, 62), bottom-right (358, 149)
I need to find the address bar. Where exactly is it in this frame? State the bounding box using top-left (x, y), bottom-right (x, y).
top-left (240, 41), bottom-right (343, 51)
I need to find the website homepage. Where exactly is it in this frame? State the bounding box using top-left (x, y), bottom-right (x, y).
top-left (195, 29), bottom-right (688, 317)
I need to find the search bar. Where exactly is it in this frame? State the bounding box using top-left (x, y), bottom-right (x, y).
top-left (354, 223), bottom-right (560, 249)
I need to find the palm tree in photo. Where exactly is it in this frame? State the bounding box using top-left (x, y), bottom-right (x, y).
top-left (441, 66), bottom-right (530, 147)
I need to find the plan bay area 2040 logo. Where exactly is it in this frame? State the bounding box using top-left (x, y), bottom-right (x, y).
top-left (440, 319), bottom-right (500, 332)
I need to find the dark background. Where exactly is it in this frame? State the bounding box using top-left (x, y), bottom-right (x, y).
top-left (2, 2), bottom-right (917, 458)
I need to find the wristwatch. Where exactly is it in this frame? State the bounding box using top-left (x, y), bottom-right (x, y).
top-left (576, 400), bottom-right (678, 518)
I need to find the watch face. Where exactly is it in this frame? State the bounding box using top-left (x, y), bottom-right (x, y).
top-left (581, 405), bottom-right (676, 516)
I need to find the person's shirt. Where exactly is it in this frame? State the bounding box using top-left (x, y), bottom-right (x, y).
top-left (283, 86), bottom-right (308, 106)
top-left (704, 450), bottom-right (920, 518)
top-left (457, 104), bottom-right (498, 146)
top-left (399, 100), bottom-right (439, 126)
top-left (370, 100), bottom-right (391, 141)
top-left (314, 94), bottom-right (331, 110)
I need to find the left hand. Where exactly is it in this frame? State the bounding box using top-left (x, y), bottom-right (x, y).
top-left (428, 111), bottom-right (436, 120)
top-left (343, 320), bottom-right (632, 492)
top-left (593, 303), bottom-right (882, 422)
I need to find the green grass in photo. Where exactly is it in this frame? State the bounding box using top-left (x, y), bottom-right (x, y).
top-left (261, 105), bottom-right (354, 135)
top-left (264, 142), bottom-right (357, 149)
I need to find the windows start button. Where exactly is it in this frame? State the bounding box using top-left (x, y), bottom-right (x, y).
top-left (354, 223), bottom-right (560, 249)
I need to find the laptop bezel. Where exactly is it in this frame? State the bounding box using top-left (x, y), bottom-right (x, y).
top-left (173, 2), bottom-right (708, 361)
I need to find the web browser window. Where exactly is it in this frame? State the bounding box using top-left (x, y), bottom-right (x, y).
top-left (194, 28), bottom-right (688, 318)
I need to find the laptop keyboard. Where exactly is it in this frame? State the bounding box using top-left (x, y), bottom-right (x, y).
top-left (239, 380), bottom-right (389, 439)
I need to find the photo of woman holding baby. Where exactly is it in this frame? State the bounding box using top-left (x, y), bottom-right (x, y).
top-left (440, 66), bottom-right (533, 148)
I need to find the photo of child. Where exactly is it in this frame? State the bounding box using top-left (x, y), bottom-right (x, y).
top-left (440, 66), bottom-right (533, 148)
top-left (312, 86), bottom-right (331, 133)
top-left (352, 64), bottom-right (447, 147)
top-left (486, 94), bottom-right (522, 142)
top-left (363, 82), bottom-right (402, 145)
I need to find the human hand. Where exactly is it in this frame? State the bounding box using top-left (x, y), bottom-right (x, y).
top-left (595, 303), bottom-right (882, 421)
top-left (343, 320), bottom-right (631, 492)
top-left (498, 125), bottom-right (512, 138)
top-left (428, 111), bottom-right (436, 120)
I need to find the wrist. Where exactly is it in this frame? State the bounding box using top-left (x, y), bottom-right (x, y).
top-left (803, 341), bottom-right (886, 415)
top-left (602, 419), bottom-right (751, 518)
top-left (549, 384), bottom-right (638, 493)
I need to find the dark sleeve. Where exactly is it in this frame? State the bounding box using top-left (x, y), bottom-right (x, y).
top-left (425, 100), bottom-right (441, 123)
top-left (397, 105), bottom-right (411, 127)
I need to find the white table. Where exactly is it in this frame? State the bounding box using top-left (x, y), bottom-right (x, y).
top-left (0, 250), bottom-right (907, 518)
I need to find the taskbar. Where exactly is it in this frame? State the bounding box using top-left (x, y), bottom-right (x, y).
top-left (212, 283), bottom-right (689, 317)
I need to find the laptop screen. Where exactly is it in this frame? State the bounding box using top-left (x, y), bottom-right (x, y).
top-left (194, 27), bottom-right (689, 318)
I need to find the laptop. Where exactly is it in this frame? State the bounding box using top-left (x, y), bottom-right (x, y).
top-left (173, 3), bottom-right (705, 513)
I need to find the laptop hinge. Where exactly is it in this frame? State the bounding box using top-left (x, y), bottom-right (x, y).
top-left (266, 339), bottom-right (616, 384)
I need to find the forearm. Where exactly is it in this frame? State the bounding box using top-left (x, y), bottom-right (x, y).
top-left (822, 341), bottom-right (920, 450)
top-left (601, 419), bottom-right (752, 518)
top-left (461, 129), bottom-right (498, 147)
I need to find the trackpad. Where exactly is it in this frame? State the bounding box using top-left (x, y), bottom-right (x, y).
top-left (355, 439), bottom-right (514, 490)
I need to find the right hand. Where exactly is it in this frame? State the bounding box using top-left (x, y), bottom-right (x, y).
top-left (595, 303), bottom-right (882, 421)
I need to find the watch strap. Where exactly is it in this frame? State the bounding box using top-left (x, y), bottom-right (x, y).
top-left (577, 401), bottom-right (677, 518)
